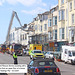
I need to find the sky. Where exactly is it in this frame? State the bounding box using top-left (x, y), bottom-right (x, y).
top-left (0, 0), bottom-right (58, 44)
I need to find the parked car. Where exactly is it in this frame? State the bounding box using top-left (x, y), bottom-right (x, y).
top-left (23, 49), bottom-right (28, 54)
top-left (23, 49), bottom-right (29, 56)
top-left (30, 50), bottom-right (44, 59)
top-left (42, 51), bottom-right (47, 55)
top-left (27, 59), bottom-right (61, 75)
top-left (45, 51), bottom-right (54, 59)
top-left (26, 50), bottom-right (29, 55)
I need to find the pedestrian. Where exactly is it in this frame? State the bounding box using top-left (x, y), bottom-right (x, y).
top-left (13, 52), bottom-right (18, 64)
top-left (22, 48), bottom-right (26, 56)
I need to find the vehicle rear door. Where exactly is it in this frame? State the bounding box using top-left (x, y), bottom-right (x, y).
top-left (37, 61), bottom-right (57, 74)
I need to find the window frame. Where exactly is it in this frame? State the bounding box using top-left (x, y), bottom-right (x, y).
top-left (48, 31), bottom-right (52, 40)
top-left (74, 0), bottom-right (75, 9)
top-left (53, 30), bottom-right (57, 40)
top-left (44, 24), bottom-right (47, 31)
top-left (40, 25), bottom-right (42, 32)
top-left (53, 16), bottom-right (57, 25)
top-left (72, 14), bottom-right (74, 24)
top-left (35, 25), bottom-right (38, 31)
top-left (48, 19), bottom-right (52, 27)
top-left (59, 28), bottom-right (65, 40)
top-left (71, 30), bottom-right (74, 42)
top-left (59, 10), bottom-right (65, 21)
top-left (65, 49), bottom-right (67, 54)
top-left (61, 0), bottom-right (64, 5)
top-left (69, 2), bottom-right (72, 11)
top-left (25, 34), bottom-right (27, 40)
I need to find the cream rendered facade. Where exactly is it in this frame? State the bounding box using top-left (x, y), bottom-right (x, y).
top-left (53, 10), bottom-right (58, 40)
top-left (33, 12), bottom-right (49, 44)
top-left (9, 0), bottom-right (75, 47)
top-left (48, 12), bottom-right (53, 41)
top-left (58, 0), bottom-right (75, 43)
top-left (34, 14), bottom-right (48, 35)
top-left (48, 6), bottom-right (58, 41)
top-left (58, 0), bottom-right (69, 42)
top-left (68, 0), bottom-right (75, 43)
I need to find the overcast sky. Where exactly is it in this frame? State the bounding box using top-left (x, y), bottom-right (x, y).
top-left (0, 0), bottom-right (58, 44)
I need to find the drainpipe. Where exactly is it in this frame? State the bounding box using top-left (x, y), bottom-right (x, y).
top-left (67, 1), bottom-right (69, 43)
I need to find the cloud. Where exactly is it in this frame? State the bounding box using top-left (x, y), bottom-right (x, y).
top-left (0, 0), bottom-right (5, 6)
top-left (17, 0), bottom-right (47, 7)
top-left (22, 7), bottom-right (47, 15)
top-left (17, 0), bottom-right (36, 6)
top-left (6, 0), bottom-right (17, 5)
top-left (0, 0), bottom-right (47, 7)
top-left (0, 2), bottom-right (2, 6)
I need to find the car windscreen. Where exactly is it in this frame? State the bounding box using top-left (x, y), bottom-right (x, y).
top-left (43, 52), bottom-right (46, 54)
top-left (38, 61), bottom-right (55, 66)
top-left (72, 52), bottom-right (75, 56)
top-left (50, 53), bottom-right (53, 55)
top-left (24, 50), bottom-right (27, 51)
top-left (14, 45), bottom-right (22, 50)
top-left (34, 51), bottom-right (41, 53)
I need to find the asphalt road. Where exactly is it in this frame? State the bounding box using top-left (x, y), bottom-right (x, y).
top-left (0, 53), bottom-right (75, 75)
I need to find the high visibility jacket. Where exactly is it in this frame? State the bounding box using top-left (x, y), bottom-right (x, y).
top-left (13, 54), bottom-right (17, 58)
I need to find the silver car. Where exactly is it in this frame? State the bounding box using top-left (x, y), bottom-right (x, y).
top-left (45, 51), bottom-right (54, 59)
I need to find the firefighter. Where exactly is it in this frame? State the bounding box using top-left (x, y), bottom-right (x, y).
top-left (13, 52), bottom-right (18, 64)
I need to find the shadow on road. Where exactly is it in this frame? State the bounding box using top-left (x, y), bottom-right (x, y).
top-left (0, 73), bottom-right (8, 75)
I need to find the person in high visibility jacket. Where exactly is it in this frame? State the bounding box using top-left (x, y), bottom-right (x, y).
top-left (13, 52), bottom-right (18, 64)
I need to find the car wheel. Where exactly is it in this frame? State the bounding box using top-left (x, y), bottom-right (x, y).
top-left (64, 61), bottom-right (67, 64)
top-left (32, 56), bottom-right (34, 60)
top-left (24, 73), bottom-right (27, 75)
top-left (71, 60), bottom-right (74, 65)
top-left (49, 56), bottom-right (51, 59)
top-left (22, 53), bottom-right (24, 56)
top-left (45, 56), bottom-right (46, 59)
top-left (31, 73), bottom-right (34, 75)
top-left (30, 55), bottom-right (32, 59)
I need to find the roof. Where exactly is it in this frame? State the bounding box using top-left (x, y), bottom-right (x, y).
top-left (50, 5), bottom-right (58, 13)
top-left (33, 58), bottom-right (54, 62)
top-left (41, 11), bottom-right (50, 15)
top-left (33, 50), bottom-right (42, 51)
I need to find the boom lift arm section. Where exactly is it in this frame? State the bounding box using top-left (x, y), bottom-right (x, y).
top-left (6, 11), bottom-right (34, 44)
top-left (6, 11), bottom-right (24, 43)
top-left (6, 11), bottom-right (15, 43)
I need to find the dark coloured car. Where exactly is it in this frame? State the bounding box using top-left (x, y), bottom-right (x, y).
top-left (27, 59), bottom-right (61, 75)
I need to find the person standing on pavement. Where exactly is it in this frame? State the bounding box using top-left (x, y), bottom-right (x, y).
top-left (13, 52), bottom-right (18, 64)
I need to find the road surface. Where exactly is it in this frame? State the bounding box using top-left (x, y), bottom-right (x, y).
top-left (0, 53), bottom-right (75, 75)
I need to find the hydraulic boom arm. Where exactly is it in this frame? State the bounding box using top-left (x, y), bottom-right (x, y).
top-left (6, 11), bottom-right (24, 44)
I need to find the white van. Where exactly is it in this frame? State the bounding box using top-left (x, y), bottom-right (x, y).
top-left (61, 45), bottom-right (75, 64)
